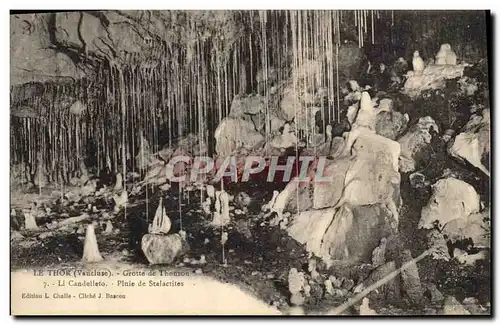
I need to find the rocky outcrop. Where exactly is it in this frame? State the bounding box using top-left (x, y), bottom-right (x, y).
top-left (375, 110), bottom-right (409, 140)
top-left (448, 109), bottom-right (490, 177)
top-left (229, 94), bottom-right (266, 117)
top-left (442, 209), bottom-right (490, 248)
top-left (418, 177), bottom-right (481, 230)
top-left (284, 99), bottom-right (401, 263)
top-left (214, 117), bottom-right (265, 157)
top-left (11, 14), bottom-right (84, 85)
top-left (11, 11), bottom-right (245, 85)
top-left (403, 63), bottom-right (471, 99)
top-left (398, 116), bottom-right (439, 173)
top-left (141, 232), bottom-right (189, 265)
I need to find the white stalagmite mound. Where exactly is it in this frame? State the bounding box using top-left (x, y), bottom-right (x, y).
top-left (435, 44), bottom-right (457, 66)
top-left (212, 190), bottom-right (230, 227)
top-left (23, 209), bottom-right (38, 230)
top-left (403, 62), bottom-right (470, 98)
top-left (412, 51), bottom-right (425, 75)
top-left (104, 220), bottom-right (113, 234)
top-left (81, 223), bottom-right (103, 263)
top-left (206, 185), bottom-right (215, 198)
top-left (113, 189), bottom-right (128, 212)
top-left (113, 173), bottom-right (123, 191)
top-left (141, 231), bottom-right (190, 265)
top-left (149, 197), bottom-right (171, 234)
top-left (353, 91), bottom-right (376, 130)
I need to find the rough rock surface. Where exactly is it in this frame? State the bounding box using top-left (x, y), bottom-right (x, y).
top-left (424, 283), bottom-right (445, 305)
top-left (375, 110), bottom-right (409, 140)
top-left (363, 261), bottom-right (401, 301)
top-left (448, 109), bottom-right (490, 177)
top-left (442, 296), bottom-right (471, 315)
top-left (398, 116), bottom-right (439, 173)
top-left (372, 238), bottom-right (387, 267)
top-left (400, 249), bottom-right (423, 303)
top-left (418, 177), bottom-right (480, 229)
top-left (403, 63), bottom-right (470, 99)
top-left (214, 117), bottom-right (265, 157)
top-left (442, 209), bottom-right (490, 248)
top-left (12, 11), bottom-right (245, 85)
top-left (289, 194), bottom-right (398, 263)
top-left (286, 112), bottom-right (401, 263)
top-left (11, 14), bottom-right (84, 85)
top-left (141, 233), bottom-right (189, 265)
top-left (229, 94), bottom-right (266, 117)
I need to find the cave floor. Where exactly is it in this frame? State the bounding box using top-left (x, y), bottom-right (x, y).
top-left (10, 181), bottom-right (490, 315)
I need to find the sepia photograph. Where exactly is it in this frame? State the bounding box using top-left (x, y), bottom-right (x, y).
top-left (9, 9), bottom-right (491, 316)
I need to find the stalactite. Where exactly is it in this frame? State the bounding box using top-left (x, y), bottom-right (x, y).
top-left (11, 10), bottom-right (387, 189)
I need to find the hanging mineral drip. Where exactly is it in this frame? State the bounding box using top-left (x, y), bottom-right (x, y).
top-left (371, 10), bottom-right (375, 44)
top-left (221, 231), bottom-right (228, 266)
top-left (258, 10), bottom-right (271, 146)
top-left (117, 66), bottom-right (128, 219)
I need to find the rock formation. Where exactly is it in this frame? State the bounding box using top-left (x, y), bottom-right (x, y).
top-left (149, 197), bottom-right (171, 234)
top-left (418, 177), bottom-right (480, 229)
top-left (81, 223), bottom-right (103, 263)
top-left (448, 109), bottom-right (490, 177)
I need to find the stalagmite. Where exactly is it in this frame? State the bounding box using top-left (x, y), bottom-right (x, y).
top-left (220, 191), bottom-right (230, 225)
top-left (149, 197), bottom-right (171, 234)
top-left (436, 44), bottom-right (457, 65)
top-left (104, 220), bottom-right (113, 234)
top-left (206, 185), bottom-right (215, 199)
top-left (212, 190), bottom-right (230, 226)
top-left (23, 209), bottom-right (38, 230)
top-left (79, 158), bottom-right (89, 184)
top-left (136, 133), bottom-right (153, 171)
top-left (81, 223), bottom-right (103, 263)
top-left (359, 298), bottom-right (377, 315)
top-left (114, 173), bottom-right (123, 191)
top-left (339, 91), bottom-right (378, 158)
top-left (33, 154), bottom-right (48, 189)
top-left (270, 177), bottom-right (299, 221)
top-left (288, 268), bottom-right (307, 306)
top-left (354, 91), bottom-right (377, 130)
top-left (113, 189), bottom-right (128, 212)
top-left (412, 51), bottom-right (425, 75)
top-left (202, 197), bottom-right (212, 215)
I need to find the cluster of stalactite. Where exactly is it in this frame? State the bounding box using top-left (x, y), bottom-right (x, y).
top-left (10, 10), bottom-right (390, 185)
